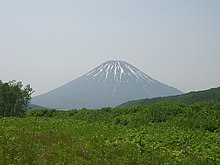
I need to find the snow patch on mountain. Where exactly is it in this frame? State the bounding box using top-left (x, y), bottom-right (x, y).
top-left (84, 60), bottom-right (159, 85)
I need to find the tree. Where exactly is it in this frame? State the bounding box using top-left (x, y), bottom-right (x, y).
top-left (0, 80), bottom-right (34, 117)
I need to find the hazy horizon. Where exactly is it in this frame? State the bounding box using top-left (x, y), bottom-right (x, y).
top-left (1, 0), bottom-right (220, 96)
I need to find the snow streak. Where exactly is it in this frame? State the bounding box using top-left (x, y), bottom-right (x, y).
top-left (86, 61), bottom-right (157, 84)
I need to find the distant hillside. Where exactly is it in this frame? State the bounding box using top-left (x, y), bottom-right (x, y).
top-left (29, 104), bottom-right (46, 109)
top-left (117, 87), bottom-right (220, 108)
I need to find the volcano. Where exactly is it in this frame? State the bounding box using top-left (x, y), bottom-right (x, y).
top-left (32, 60), bottom-right (182, 109)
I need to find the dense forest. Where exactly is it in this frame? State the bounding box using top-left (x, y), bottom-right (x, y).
top-left (0, 80), bottom-right (33, 117)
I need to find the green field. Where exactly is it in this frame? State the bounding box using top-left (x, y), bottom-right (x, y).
top-left (0, 102), bottom-right (220, 164)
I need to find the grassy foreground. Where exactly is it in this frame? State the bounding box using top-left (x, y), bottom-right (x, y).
top-left (0, 102), bottom-right (220, 164)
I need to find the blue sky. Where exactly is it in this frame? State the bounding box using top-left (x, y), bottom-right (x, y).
top-left (1, 0), bottom-right (220, 96)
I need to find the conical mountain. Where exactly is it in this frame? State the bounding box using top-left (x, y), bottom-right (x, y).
top-left (32, 60), bottom-right (182, 109)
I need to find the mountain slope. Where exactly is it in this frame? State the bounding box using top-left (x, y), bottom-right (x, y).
top-left (32, 60), bottom-right (182, 109)
top-left (117, 87), bottom-right (220, 108)
top-left (29, 104), bottom-right (46, 109)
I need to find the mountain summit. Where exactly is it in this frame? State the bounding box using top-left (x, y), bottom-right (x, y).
top-left (32, 60), bottom-right (182, 109)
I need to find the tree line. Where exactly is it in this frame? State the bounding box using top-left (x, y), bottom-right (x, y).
top-left (0, 80), bottom-right (33, 117)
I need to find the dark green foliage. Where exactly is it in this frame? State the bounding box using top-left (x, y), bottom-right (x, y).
top-left (174, 102), bottom-right (220, 132)
top-left (118, 86), bottom-right (220, 108)
top-left (0, 80), bottom-right (33, 117)
top-left (147, 102), bottom-right (185, 123)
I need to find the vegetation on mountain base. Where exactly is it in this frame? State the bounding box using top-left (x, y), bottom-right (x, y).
top-left (118, 86), bottom-right (220, 108)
